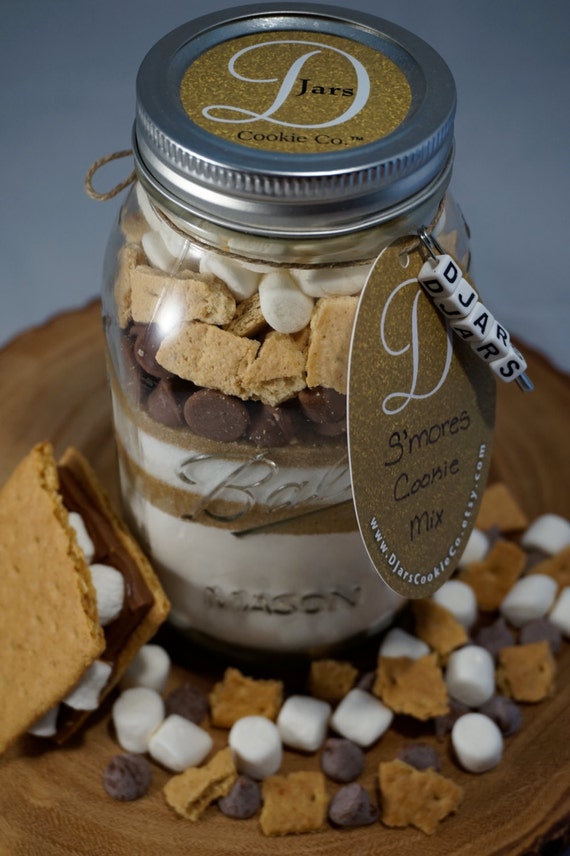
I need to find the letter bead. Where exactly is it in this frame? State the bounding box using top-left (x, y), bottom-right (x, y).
top-left (436, 279), bottom-right (479, 320)
top-left (418, 254), bottom-right (461, 297)
top-left (471, 321), bottom-right (511, 362)
top-left (489, 344), bottom-right (528, 383)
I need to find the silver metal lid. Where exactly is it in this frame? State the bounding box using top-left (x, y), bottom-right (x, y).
top-left (133, 3), bottom-right (456, 236)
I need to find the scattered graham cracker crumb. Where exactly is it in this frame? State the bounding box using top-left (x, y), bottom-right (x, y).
top-left (308, 659), bottom-right (358, 703)
top-left (475, 482), bottom-right (529, 532)
top-left (496, 641), bottom-right (556, 702)
top-left (412, 599), bottom-right (468, 661)
top-left (163, 747), bottom-right (237, 822)
top-left (379, 759), bottom-right (463, 835)
top-left (373, 654), bottom-right (449, 720)
top-left (260, 772), bottom-right (328, 836)
top-left (460, 540), bottom-right (526, 611)
top-left (209, 667), bottom-right (283, 728)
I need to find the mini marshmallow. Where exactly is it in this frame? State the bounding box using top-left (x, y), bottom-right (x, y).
top-left (258, 271), bottom-right (314, 333)
top-left (457, 528), bottom-right (489, 568)
top-left (136, 182), bottom-right (163, 231)
top-left (277, 695), bottom-right (331, 753)
top-left (28, 705), bottom-right (60, 738)
top-left (379, 627), bottom-right (430, 660)
top-left (148, 714), bottom-right (213, 772)
top-left (63, 660), bottom-right (113, 711)
top-left (200, 253), bottom-right (260, 301)
top-left (142, 231), bottom-right (178, 273)
top-left (451, 712), bottom-right (503, 773)
top-left (88, 563), bottom-right (125, 627)
top-left (432, 580), bottom-right (478, 629)
top-left (330, 689), bottom-right (393, 748)
top-left (120, 644), bottom-right (171, 694)
top-left (549, 587), bottom-right (570, 636)
top-left (520, 514), bottom-right (570, 555)
top-left (291, 264), bottom-right (369, 298)
top-left (229, 716), bottom-right (282, 780)
top-left (112, 687), bottom-right (165, 754)
top-left (445, 645), bottom-right (495, 707)
top-left (499, 574), bottom-right (558, 628)
top-left (68, 511), bottom-right (95, 563)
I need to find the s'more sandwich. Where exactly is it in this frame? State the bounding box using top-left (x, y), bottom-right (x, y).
top-left (0, 442), bottom-right (170, 754)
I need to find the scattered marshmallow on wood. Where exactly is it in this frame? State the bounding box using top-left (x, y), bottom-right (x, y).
top-left (63, 660), bottom-right (113, 711)
top-left (432, 580), bottom-right (478, 629)
top-left (112, 687), bottom-right (165, 754)
top-left (500, 575), bottom-right (558, 628)
top-left (89, 563), bottom-right (125, 627)
top-left (379, 627), bottom-right (430, 660)
top-left (549, 587), bottom-right (570, 636)
top-left (229, 716), bottom-right (283, 780)
top-left (520, 514), bottom-right (570, 555)
top-left (120, 644), bottom-right (171, 694)
top-left (451, 712), bottom-right (503, 773)
top-left (277, 695), bottom-right (331, 753)
top-left (148, 714), bottom-right (213, 772)
top-left (445, 645), bottom-right (495, 707)
top-left (330, 689), bottom-right (393, 749)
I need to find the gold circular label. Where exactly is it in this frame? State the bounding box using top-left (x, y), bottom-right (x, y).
top-left (179, 31), bottom-right (412, 153)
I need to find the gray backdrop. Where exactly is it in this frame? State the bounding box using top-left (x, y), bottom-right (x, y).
top-left (1, 0), bottom-right (569, 375)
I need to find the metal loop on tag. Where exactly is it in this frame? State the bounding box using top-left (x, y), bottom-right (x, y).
top-left (417, 227), bottom-right (533, 393)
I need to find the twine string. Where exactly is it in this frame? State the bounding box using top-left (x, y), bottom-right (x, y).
top-left (84, 149), bottom-right (136, 201)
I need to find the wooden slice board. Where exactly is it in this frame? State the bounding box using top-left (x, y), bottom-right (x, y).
top-left (0, 301), bottom-right (569, 856)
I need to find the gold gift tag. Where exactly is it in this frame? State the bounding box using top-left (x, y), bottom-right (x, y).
top-left (348, 238), bottom-right (496, 598)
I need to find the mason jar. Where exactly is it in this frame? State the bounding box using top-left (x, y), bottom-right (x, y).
top-left (101, 3), bottom-right (471, 659)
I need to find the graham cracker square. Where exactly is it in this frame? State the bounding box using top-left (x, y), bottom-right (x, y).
top-left (260, 772), bottom-right (328, 836)
top-left (460, 539), bottom-right (526, 611)
top-left (163, 747), bottom-right (237, 821)
top-left (379, 759), bottom-right (463, 835)
top-left (209, 667), bottom-right (283, 728)
top-left (373, 654), bottom-right (449, 720)
top-left (495, 641), bottom-right (556, 702)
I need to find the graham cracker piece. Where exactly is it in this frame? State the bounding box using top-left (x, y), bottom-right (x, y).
top-left (58, 447), bottom-right (170, 700)
top-left (115, 242), bottom-right (145, 328)
top-left (460, 540), bottom-right (526, 611)
top-left (412, 599), bottom-right (468, 661)
top-left (209, 667), bottom-right (283, 728)
top-left (156, 322), bottom-right (260, 398)
top-left (306, 296), bottom-right (358, 393)
top-left (379, 759), bottom-right (463, 835)
top-left (260, 772), bottom-right (328, 836)
top-left (475, 482), bottom-right (529, 532)
top-left (164, 747), bottom-right (237, 821)
top-left (224, 291), bottom-right (267, 338)
top-left (241, 331), bottom-right (306, 405)
top-left (130, 265), bottom-right (236, 326)
top-left (308, 659), bottom-right (358, 703)
top-left (528, 546), bottom-right (570, 590)
top-left (373, 654), bottom-right (449, 720)
top-left (0, 443), bottom-right (104, 755)
top-left (496, 641), bottom-right (556, 703)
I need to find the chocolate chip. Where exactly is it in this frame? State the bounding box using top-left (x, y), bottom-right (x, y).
top-left (328, 783), bottom-right (379, 828)
top-left (164, 682), bottom-right (209, 725)
top-left (147, 378), bottom-right (188, 428)
top-left (397, 743), bottom-right (441, 772)
top-left (298, 387), bottom-right (346, 424)
top-left (519, 617), bottom-right (563, 655)
top-left (477, 695), bottom-right (522, 736)
top-left (475, 616), bottom-right (516, 661)
top-left (103, 754), bottom-right (152, 801)
top-left (247, 404), bottom-right (295, 447)
top-left (320, 738), bottom-right (365, 783)
top-left (218, 775), bottom-right (261, 819)
top-left (434, 700), bottom-right (470, 739)
top-left (312, 418), bottom-right (347, 437)
top-left (183, 389), bottom-right (249, 442)
top-left (133, 324), bottom-right (172, 379)
top-left (356, 671), bottom-right (376, 693)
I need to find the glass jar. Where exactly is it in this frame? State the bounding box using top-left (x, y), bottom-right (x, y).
top-left (101, 4), bottom-right (471, 659)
